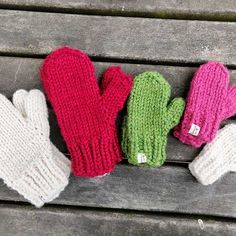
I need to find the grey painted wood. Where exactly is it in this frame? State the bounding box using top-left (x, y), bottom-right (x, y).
top-left (1, 0), bottom-right (236, 21)
top-left (2, 57), bottom-right (236, 99)
top-left (2, 56), bottom-right (236, 99)
top-left (1, 205), bottom-right (236, 236)
top-left (1, 56), bottom-right (235, 162)
top-left (1, 10), bottom-right (236, 65)
top-left (1, 165), bottom-right (236, 218)
top-left (0, 57), bottom-right (195, 98)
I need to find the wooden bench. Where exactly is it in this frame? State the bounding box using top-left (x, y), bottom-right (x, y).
top-left (0, 1), bottom-right (236, 235)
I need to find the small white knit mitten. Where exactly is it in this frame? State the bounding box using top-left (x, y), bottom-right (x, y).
top-left (13, 89), bottom-right (71, 178)
top-left (189, 124), bottom-right (236, 185)
top-left (0, 90), bottom-right (70, 207)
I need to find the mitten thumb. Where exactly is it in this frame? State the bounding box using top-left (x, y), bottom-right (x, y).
top-left (13, 89), bottom-right (28, 117)
top-left (166, 97), bottom-right (185, 130)
top-left (18, 90), bottom-right (50, 137)
top-left (101, 66), bottom-right (132, 122)
top-left (222, 85), bottom-right (236, 120)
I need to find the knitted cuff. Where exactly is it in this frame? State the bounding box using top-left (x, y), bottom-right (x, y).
top-left (9, 152), bottom-right (69, 208)
top-left (174, 126), bottom-right (204, 148)
top-left (127, 134), bottom-right (167, 167)
top-left (189, 124), bottom-right (236, 185)
top-left (189, 156), bottom-right (231, 186)
top-left (70, 135), bottom-right (122, 177)
top-left (51, 144), bottom-right (71, 178)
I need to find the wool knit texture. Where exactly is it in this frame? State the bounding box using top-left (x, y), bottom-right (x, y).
top-left (0, 89), bottom-right (70, 208)
top-left (189, 124), bottom-right (236, 185)
top-left (13, 90), bottom-right (71, 179)
top-left (41, 47), bottom-right (132, 177)
top-left (122, 72), bottom-right (185, 167)
top-left (174, 61), bottom-right (236, 147)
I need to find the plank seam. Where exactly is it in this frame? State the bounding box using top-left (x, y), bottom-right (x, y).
top-left (1, 200), bottom-right (236, 222)
top-left (1, 53), bottom-right (236, 70)
top-left (0, 4), bottom-right (236, 22)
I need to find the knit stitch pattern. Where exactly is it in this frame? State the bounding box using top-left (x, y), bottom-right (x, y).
top-left (122, 72), bottom-right (185, 167)
top-left (13, 89), bottom-right (71, 179)
top-left (0, 90), bottom-right (70, 208)
top-left (189, 124), bottom-right (236, 185)
top-left (41, 47), bottom-right (132, 177)
top-left (174, 61), bottom-right (236, 147)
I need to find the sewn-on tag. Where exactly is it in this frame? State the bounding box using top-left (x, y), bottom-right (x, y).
top-left (137, 153), bottom-right (147, 163)
top-left (189, 124), bottom-right (201, 136)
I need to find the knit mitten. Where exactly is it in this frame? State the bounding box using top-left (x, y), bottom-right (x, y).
top-left (41, 47), bottom-right (132, 177)
top-left (13, 89), bottom-right (71, 177)
top-left (0, 90), bottom-right (70, 208)
top-left (189, 124), bottom-right (236, 185)
top-left (174, 61), bottom-right (236, 147)
top-left (122, 72), bottom-right (185, 167)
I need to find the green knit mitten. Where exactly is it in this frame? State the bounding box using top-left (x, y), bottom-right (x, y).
top-left (122, 72), bottom-right (185, 167)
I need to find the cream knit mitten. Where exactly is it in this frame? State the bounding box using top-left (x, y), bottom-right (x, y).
top-left (13, 89), bottom-right (71, 177)
top-left (0, 89), bottom-right (70, 207)
top-left (189, 124), bottom-right (236, 185)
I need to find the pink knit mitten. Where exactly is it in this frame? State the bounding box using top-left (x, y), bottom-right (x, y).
top-left (174, 61), bottom-right (236, 147)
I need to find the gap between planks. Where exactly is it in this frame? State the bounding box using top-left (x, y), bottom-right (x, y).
top-left (1, 201), bottom-right (236, 223)
top-left (0, 2), bottom-right (236, 22)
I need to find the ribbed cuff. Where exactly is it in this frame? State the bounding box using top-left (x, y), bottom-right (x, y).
top-left (70, 136), bottom-right (122, 177)
top-left (51, 144), bottom-right (71, 178)
top-left (174, 127), bottom-right (204, 147)
top-left (127, 135), bottom-right (167, 167)
top-left (189, 161), bottom-right (210, 185)
top-left (189, 124), bottom-right (236, 185)
top-left (11, 155), bottom-right (69, 208)
top-left (189, 147), bottom-right (231, 186)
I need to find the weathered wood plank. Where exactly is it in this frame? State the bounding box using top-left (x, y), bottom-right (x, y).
top-left (2, 57), bottom-right (236, 99)
top-left (0, 57), bottom-right (195, 98)
top-left (1, 165), bottom-right (236, 218)
top-left (2, 57), bottom-right (236, 98)
top-left (1, 56), bottom-right (236, 162)
top-left (1, 10), bottom-right (236, 65)
top-left (1, 0), bottom-right (236, 21)
top-left (1, 205), bottom-right (236, 236)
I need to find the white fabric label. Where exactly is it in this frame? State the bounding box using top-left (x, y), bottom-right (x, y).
top-left (137, 153), bottom-right (147, 163)
top-left (189, 124), bottom-right (201, 136)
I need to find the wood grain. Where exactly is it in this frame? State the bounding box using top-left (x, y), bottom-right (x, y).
top-left (2, 204), bottom-right (236, 236)
top-left (1, 165), bottom-right (236, 218)
top-left (0, 57), bottom-right (195, 98)
top-left (1, 10), bottom-right (236, 65)
top-left (1, 204), bottom-right (236, 236)
top-left (0, 0), bottom-right (236, 21)
top-left (2, 57), bottom-right (236, 98)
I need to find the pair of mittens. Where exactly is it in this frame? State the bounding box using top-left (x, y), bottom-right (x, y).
top-left (174, 61), bottom-right (236, 147)
top-left (41, 47), bottom-right (132, 177)
top-left (0, 90), bottom-right (70, 208)
top-left (122, 72), bottom-right (185, 167)
top-left (189, 124), bottom-right (236, 185)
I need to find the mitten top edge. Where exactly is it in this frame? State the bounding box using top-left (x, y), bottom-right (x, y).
top-left (193, 61), bottom-right (230, 83)
top-left (133, 71), bottom-right (170, 90)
